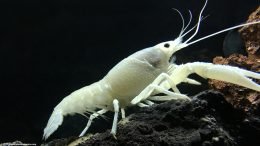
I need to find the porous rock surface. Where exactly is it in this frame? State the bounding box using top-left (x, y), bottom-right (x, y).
top-left (44, 90), bottom-right (260, 146)
top-left (239, 6), bottom-right (260, 59)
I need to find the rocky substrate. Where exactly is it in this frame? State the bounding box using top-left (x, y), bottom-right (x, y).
top-left (42, 90), bottom-right (260, 146)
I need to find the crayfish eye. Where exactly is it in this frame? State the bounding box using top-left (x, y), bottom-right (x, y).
top-left (164, 43), bottom-right (170, 48)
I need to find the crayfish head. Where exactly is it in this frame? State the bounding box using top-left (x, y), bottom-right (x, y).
top-left (154, 37), bottom-right (188, 59)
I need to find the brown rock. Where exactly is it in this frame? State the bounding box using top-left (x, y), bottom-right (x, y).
top-left (210, 7), bottom-right (260, 114)
top-left (239, 6), bottom-right (260, 60)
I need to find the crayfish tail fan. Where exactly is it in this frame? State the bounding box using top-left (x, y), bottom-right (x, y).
top-left (43, 109), bottom-right (63, 140)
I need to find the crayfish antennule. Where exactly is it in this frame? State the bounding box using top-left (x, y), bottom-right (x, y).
top-left (163, 0), bottom-right (207, 55)
top-left (183, 0), bottom-right (208, 44)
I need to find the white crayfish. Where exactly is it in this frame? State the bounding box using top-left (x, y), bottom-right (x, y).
top-left (43, 0), bottom-right (260, 140)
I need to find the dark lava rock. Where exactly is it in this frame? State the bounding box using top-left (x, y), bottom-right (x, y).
top-left (223, 30), bottom-right (246, 57)
top-left (46, 90), bottom-right (257, 146)
top-left (41, 137), bottom-right (78, 146)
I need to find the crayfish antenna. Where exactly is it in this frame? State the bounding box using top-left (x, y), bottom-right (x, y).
top-left (186, 20), bottom-right (260, 46)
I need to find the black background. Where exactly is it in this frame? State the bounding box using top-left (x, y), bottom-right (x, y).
top-left (0, 0), bottom-right (258, 144)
